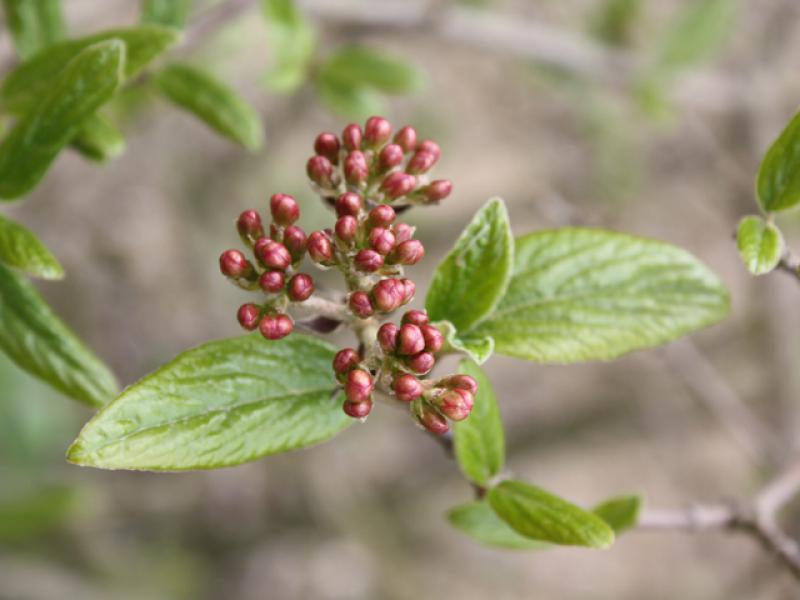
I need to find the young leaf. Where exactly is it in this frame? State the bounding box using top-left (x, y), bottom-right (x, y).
top-left (314, 70), bottom-right (385, 121)
top-left (0, 40), bottom-right (126, 200)
top-left (0, 263), bottom-right (119, 407)
top-left (0, 214), bottom-right (63, 279)
top-left (141, 0), bottom-right (191, 28)
top-left (2, 0), bottom-right (65, 59)
top-left (426, 198), bottom-right (513, 333)
top-left (0, 26), bottom-right (180, 113)
top-left (757, 110), bottom-right (800, 213)
top-left (487, 480), bottom-right (615, 549)
top-left (436, 320), bottom-right (494, 365)
top-left (471, 228), bottom-right (729, 363)
top-left (448, 501), bottom-right (548, 550)
top-left (156, 63), bottom-right (264, 150)
top-left (320, 46), bottom-right (424, 95)
top-left (68, 334), bottom-right (351, 471)
top-left (736, 215), bottom-right (782, 275)
top-left (70, 114), bottom-right (126, 162)
top-left (453, 360), bottom-right (505, 487)
top-left (262, 0), bottom-right (316, 93)
top-left (592, 494), bottom-right (642, 534)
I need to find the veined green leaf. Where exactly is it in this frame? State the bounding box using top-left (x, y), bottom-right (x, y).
top-left (314, 70), bottom-right (385, 120)
top-left (757, 110), bottom-right (800, 213)
top-left (436, 320), bottom-right (494, 365)
top-left (1, 26), bottom-right (179, 112)
top-left (487, 480), bottom-right (614, 549)
top-left (70, 114), bottom-right (126, 162)
top-left (320, 46), bottom-right (424, 95)
top-left (0, 40), bottom-right (126, 200)
top-left (68, 334), bottom-right (350, 471)
top-left (262, 0), bottom-right (316, 93)
top-left (0, 214), bottom-right (63, 279)
top-left (736, 215), bottom-right (782, 275)
top-left (2, 0), bottom-right (65, 59)
top-left (426, 198), bottom-right (513, 332)
top-left (156, 62), bottom-right (264, 150)
top-left (0, 263), bottom-right (118, 407)
top-left (448, 500), bottom-right (548, 550)
top-left (453, 360), bottom-right (504, 487)
top-left (472, 228), bottom-right (729, 363)
top-left (592, 494), bottom-right (642, 534)
top-left (141, 0), bottom-right (191, 28)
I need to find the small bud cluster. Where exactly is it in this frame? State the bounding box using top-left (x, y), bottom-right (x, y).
top-left (219, 194), bottom-right (315, 340)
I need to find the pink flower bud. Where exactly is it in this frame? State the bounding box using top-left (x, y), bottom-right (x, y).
top-left (392, 239), bottom-right (424, 265)
top-left (335, 216), bottom-right (358, 243)
top-left (364, 116), bottom-right (392, 147)
top-left (256, 239), bottom-right (291, 270)
top-left (288, 273), bottom-right (314, 301)
top-left (237, 210), bottom-right (264, 242)
top-left (407, 351), bottom-right (435, 375)
top-left (349, 291), bottom-right (375, 318)
top-left (381, 172), bottom-right (416, 199)
top-left (237, 303), bottom-right (261, 331)
top-left (406, 150), bottom-right (437, 174)
top-left (335, 192), bottom-right (363, 217)
top-left (314, 132), bottom-right (340, 164)
top-left (392, 223), bottom-right (415, 243)
top-left (259, 313), bottom-right (293, 340)
top-left (437, 388), bottom-right (474, 421)
top-left (369, 204), bottom-right (396, 227)
top-left (402, 310), bottom-right (429, 326)
top-left (283, 225), bottom-right (307, 259)
top-left (420, 324), bottom-right (444, 353)
top-left (417, 139), bottom-right (441, 161)
top-left (393, 374), bottom-right (423, 402)
top-left (423, 179), bottom-right (452, 202)
top-left (307, 155), bottom-right (333, 187)
top-left (342, 123), bottom-right (363, 151)
top-left (345, 368), bottom-right (373, 403)
top-left (399, 278), bottom-right (416, 304)
top-left (397, 324), bottom-right (425, 355)
top-left (355, 249), bottom-right (384, 272)
top-left (307, 231), bottom-right (333, 264)
top-left (371, 278), bottom-right (404, 312)
top-left (219, 249), bottom-right (253, 279)
top-left (377, 323), bottom-right (398, 354)
top-left (446, 374), bottom-right (479, 395)
top-left (269, 193), bottom-right (300, 226)
top-left (259, 270), bottom-right (285, 293)
top-left (416, 402), bottom-right (449, 435)
top-left (343, 398), bottom-right (372, 418)
top-left (378, 144), bottom-right (404, 171)
top-left (393, 126), bottom-right (417, 153)
top-left (344, 151), bottom-right (369, 185)
top-left (333, 347), bottom-right (360, 380)
top-left (368, 227), bottom-right (396, 255)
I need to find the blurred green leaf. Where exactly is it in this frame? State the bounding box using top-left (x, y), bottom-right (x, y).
top-left (2, 0), bottom-right (65, 59)
top-left (437, 320), bottom-right (494, 365)
top-left (592, 494), bottom-right (642, 533)
top-left (315, 71), bottom-right (385, 120)
top-left (448, 500), bottom-right (548, 550)
top-left (0, 214), bottom-right (63, 279)
top-left (70, 113), bottom-right (126, 162)
top-left (141, 0), bottom-right (191, 28)
top-left (0, 40), bottom-right (126, 200)
top-left (488, 480), bottom-right (615, 548)
top-left (1, 25), bottom-right (180, 113)
top-left (736, 215), bottom-right (782, 275)
top-left (262, 0), bottom-right (316, 93)
top-left (0, 263), bottom-right (118, 407)
top-left (471, 228), bottom-right (730, 363)
top-left (589, 0), bottom-right (642, 46)
top-left (453, 360), bottom-right (505, 487)
top-left (320, 46), bottom-right (424, 95)
top-left (757, 110), bottom-right (800, 213)
top-left (156, 62), bottom-right (264, 150)
top-left (0, 485), bottom-right (76, 543)
top-left (68, 334), bottom-right (350, 470)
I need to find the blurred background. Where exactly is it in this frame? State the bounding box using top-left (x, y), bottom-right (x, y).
top-left (3, 0), bottom-right (800, 597)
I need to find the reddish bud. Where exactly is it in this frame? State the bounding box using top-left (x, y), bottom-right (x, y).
top-left (368, 227), bottom-right (396, 255)
top-left (237, 303), bottom-right (261, 331)
top-left (447, 374), bottom-right (479, 395)
top-left (417, 139), bottom-right (441, 161)
top-left (314, 132), bottom-right (340, 164)
top-left (349, 291), bottom-right (375, 318)
top-left (270, 193), bottom-right (300, 226)
top-left (393, 126), bottom-right (417, 153)
top-left (392, 239), bottom-right (425, 265)
top-left (343, 398), bottom-right (373, 419)
top-left (407, 351), bottom-right (435, 375)
top-left (342, 123), bottom-right (363, 151)
top-left (402, 310), bottom-right (429, 326)
top-left (259, 313), bottom-right (293, 340)
top-left (369, 204), bottom-right (396, 227)
top-left (335, 192), bottom-right (363, 217)
top-left (345, 369), bottom-right (374, 403)
top-left (219, 249), bottom-right (253, 279)
top-left (377, 323), bottom-right (399, 354)
top-left (381, 172), bottom-right (416, 199)
top-left (399, 278), bottom-right (416, 304)
top-left (371, 278), bottom-right (405, 312)
top-left (392, 223), bottom-right (415, 243)
top-left (437, 388), bottom-right (474, 421)
top-left (307, 155), bottom-right (334, 187)
top-left (424, 179), bottom-right (452, 202)
top-left (288, 273), bottom-right (314, 301)
top-left (355, 249), bottom-right (384, 272)
top-left (393, 374), bottom-right (423, 402)
top-left (406, 150), bottom-right (437, 175)
top-left (283, 225), bottom-right (307, 259)
top-left (256, 239), bottom-right (292, 270)
top-left (334, 215), bottom-right (358, 243)
top-left (416, 402), bottom-right (449, 435)
top-left (259, 270), bottom-right (285, 293)
top-left (344, 151), bottom-right (369, 185)
top-left (237, 210), bottom-right (263, 241)
top-left (378, 143), bottom-right (404, 171)
top-left (420, 324), bottom-right (444, 353)
top-left (398, 324), bottom-right (425, 355)
top-left (308, 231), bottom-right (333, 264)
top-left (333, 347), bottom-right (360, 380)
top-left (364, 116), bottom-right (392, 147)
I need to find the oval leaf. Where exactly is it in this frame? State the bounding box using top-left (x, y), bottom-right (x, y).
top-left (0, 215), bottom-right (63, 279)
top-left (592, 494), bottom-right (642, 534)
top-left (2, 0), bottom-right (65, 59)
top-left (156, 63), bottom-right (264, 150)
top-left (68, 334), bottom-right (350, 471)
top-left (487, 480), bottom-right (614, 549)
top-left (262, 0), bottom-right (316, 92)
top-left (426, 198), bottom-right (513, 333)
top-left (757, 110), bottom-right (800, 213)
top-left (453, 360), bottom-right (505, 486)
top-left (0, 40), bottom-right (126, 200)
top-left (70, 114), bottom-right (126, 163)
top-left (472, 228), bottom-right (729, 363)
top-left (0, 263), bottom-right (118, 407)
top-left (448, 501), bottom-right (548, 550)
top-left (321, 46), bottom-right (424, 94)
top-left (736, 215), bottom-right (782, 275)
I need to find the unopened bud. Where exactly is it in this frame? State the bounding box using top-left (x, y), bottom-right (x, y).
top-left (407, 351), bottom-right (435, 375)
top-left (237, 210), bottom-right (264, 242)
top-left (406, 150), bottom-right (437, 174)
top-left (335, 192), bottom-right (362, 217)
top-left (393, 126), bottom-right (417, 153)
top-left (333, 347), bottom-right (360, 380)
top-left (402, 310), bottom-right (429, 326)
top-left (392, 223), bottom-right (415, 243)
top-left (342, 123), bottom-right (363, 151)
top-left (307, 231), bottom-right (334, 264)
top-left (371, 278), bottom-right (404, 312)
top-left (335, 216), bottom-right (358, 243)
top-left (256, 239), bottom-right (291, 270)
top-left (368, 227), bottom-right (396, 255)
top-left (344, 151), bottom-right (369, 185)
top-left (219, 249), bottom-right (254, 279)
top-left (314, 132), bottom-right (341, 164)
top-left (417, 139), bottom-right (441, 161)
top-left (423, 179), bottom-right (452, 202)
top-left (399, 278), bottom-right (416, 304)
top-left (364, 116), bottom-right (392, 147)
top-left (237, 303), bottom-right (261, 331)
top-left (392, 239), bottom-right (424, 265)
top-left (437, 388), bottom-right (474, 421)
top-left (381, 172), bottom-right (416, 199)
top-left (378, 144), bottom-right (404, 171)
top-left (446, 374), bottom-right (479, 395)
top-left (259, 270), bottom-right (285, 293)
top-left (415, 401), bottom-right (449, 435)
top-left (343, 398), bottom-right (373, 419)
top-left (393, 374), bottom-right (423, 402)
top-left (355, 249), bottom-right (384, 272)
top-left (259, 313), bottom-right (293, 340)
top-left (345, 368), bottom-right (374, 403)
top-left (377, 323), bottom-right (399, 354)
top-left (369, 204), bottom-right (396, 227)
top-left (270, 193), bottom-right (300, 226)
top-left (349, 291), bottom-right (375, 318)
top-left (307, 155), bottom-right (334, 187)
top-left (288, 273), bottom-right (314, 301)
top-left (283, 225), bottom-right (307, 260)
top-left (398, 324), bottom-right (425, 355)
top-left (420, 324), bottom-right (444, 353)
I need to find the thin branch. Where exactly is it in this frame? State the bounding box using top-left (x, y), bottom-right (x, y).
top-left (775, 248), bottom-right (800, 284)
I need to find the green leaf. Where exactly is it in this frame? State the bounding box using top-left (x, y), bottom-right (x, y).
top-left (448, 501), bottom-right (548, 550)
top-left (592, 494), bottom-right (642, 534)
top-left (0, 263), bottom-right (118, 407)
top-left (426, 198), bottom-right (514, 333)
top-left (437, 320), bottom-right (494, 365)
top-left (487, 480), bottom-right (615, 549)
top-left (0, 40), bottom-right (126, 200)
top-left (453, 360), bottom-right (505, 487)
top-left (736, 215), bottom-right (782, 275)
top-left (70, 114), bottom-right (126, 162)
top-left (68, 334), bottom-right (350, 471)
top-left (2, 0), bottom-right (65, 59)
top-left (589, 0), bottom-right (643, 46)
top-left (0, 214), bottom-right (63, 279)
top-left (756, 110), bottom-right (800, 213)
top-left (141, 0), bottom-right (191, 28)
top-left (472, 228), bottom-right (730, 363)
top-left (1, 25), bottom-right (180, 113)
top-left (314, 71), bottom-right (385, 120)
top-left (320, 46), bottom-right (424, 95)
top-left (0, 485), bottom-right (76, 542)
top-left (156, 62), bottom-right (264, 150)
top-left (262, 0), bottom-right (316, 93)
